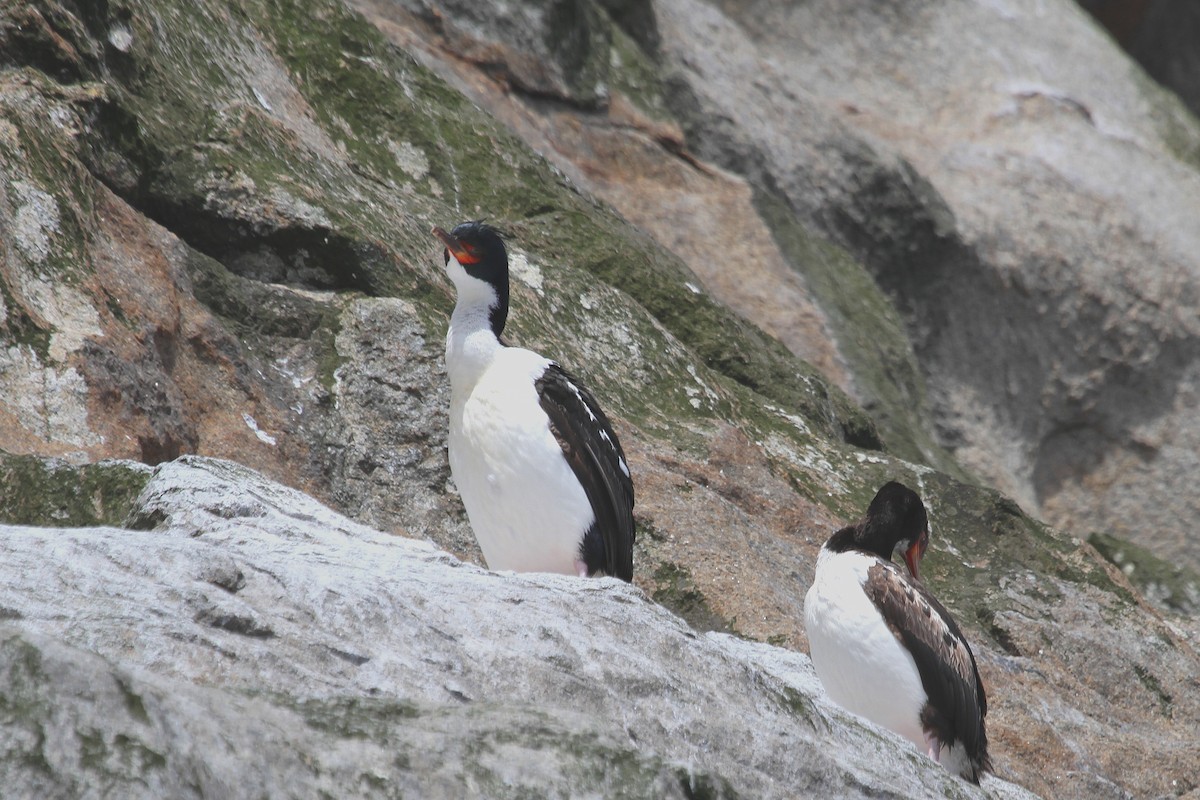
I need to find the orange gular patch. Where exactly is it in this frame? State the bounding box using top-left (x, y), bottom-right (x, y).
top-left (431, 225), bottom-right (481, 265)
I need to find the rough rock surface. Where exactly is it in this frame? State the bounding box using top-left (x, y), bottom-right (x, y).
top-left (1, 0), bottom-right (1200, 798)
top-left (0, 457), bottom-right (1039, 799)
top-left (654, 0), bottom-right (1200, 571)
top-left (400, 0), bottom-right (1200, 570)
top-left (382, 0), bottom-right (1200, 577)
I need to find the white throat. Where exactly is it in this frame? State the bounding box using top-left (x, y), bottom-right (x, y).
top-left (445, 261), bottom-right (504, 396)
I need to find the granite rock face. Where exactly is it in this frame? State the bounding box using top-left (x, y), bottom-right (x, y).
top-left (1, 0), bottom-right (1200, 797)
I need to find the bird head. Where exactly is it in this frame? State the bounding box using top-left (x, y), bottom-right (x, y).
top-left (433, 220), bottom-right (510, 336)
top-left (862, 481), bottom-right (931, 582)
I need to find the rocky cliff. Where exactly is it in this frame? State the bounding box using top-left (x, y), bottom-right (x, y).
top-left (1, 0), bottom-right (1198, 797)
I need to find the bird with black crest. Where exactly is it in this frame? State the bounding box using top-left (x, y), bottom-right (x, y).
top-left (804, 481), bottom-right (990, 783)
top-left (433, 220), bottom-right (635, 581)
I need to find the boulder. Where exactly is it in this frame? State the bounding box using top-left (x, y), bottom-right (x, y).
top-left (0, 456), bottom-right (1040, 799)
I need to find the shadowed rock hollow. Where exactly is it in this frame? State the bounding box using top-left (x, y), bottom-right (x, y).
top-left (1, 0), bottom-right (1199, 797)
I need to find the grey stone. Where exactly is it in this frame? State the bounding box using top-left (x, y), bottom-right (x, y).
top-left (0, 457), bottom-right (1039, 799)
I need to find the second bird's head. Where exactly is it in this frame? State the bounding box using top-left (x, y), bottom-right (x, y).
top-left (433, 221), bottom-right (510, 337)
top-left (864, 481), bottom-right (930, 581)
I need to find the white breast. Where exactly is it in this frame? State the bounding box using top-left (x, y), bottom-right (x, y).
top-left (448, 347), bottom-right (595, 574)
top-left (804, 548), bottom-right (929, 750)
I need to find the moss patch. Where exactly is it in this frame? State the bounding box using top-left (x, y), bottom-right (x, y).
top-left (0, 633), bottom-right (70, 779)
top-left (460, 709), bottom-right (741, 799)
top-left (513, 211), bottom-right (881, 449)
top-left (294, 695), bottom-right (422, 741)
top-left (1131, 66), bottom-right (1200, 172)
top-left (0, 452), bottom-right (151, 527)
top-left (0, 73), bottom-right (110, 366)
top-left (292, 695), bottom-right (740, 799)
top-left (754, 188), bottom-right (960, 473)
top-left (776, 685), bottom-right (817, 728)
top-left (0, 75), bottom-right (98, 285)
top-left (1089, 531), bottom-right (1200, 616)
top-left (0, 282), bottom-right (53, 365)
top-left (1132, 663), bottom-right (1173, 718)
top-left (79, 729), bottom-right (168, 775)
top-left (651, 562), bottom-right (732, 634)
top-left (914, 472), bottom-right (1136, 647)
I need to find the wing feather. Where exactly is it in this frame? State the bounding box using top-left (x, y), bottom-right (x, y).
top-left (535, 363), bottom-right (635, 581)
top-left (865, 562), bottom-right (989, 775)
